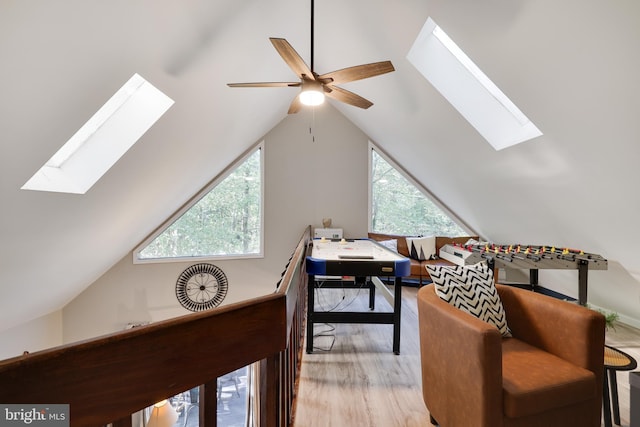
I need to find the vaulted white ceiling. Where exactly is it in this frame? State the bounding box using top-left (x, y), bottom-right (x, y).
top-left (2, 0), bottom-right (639, 332)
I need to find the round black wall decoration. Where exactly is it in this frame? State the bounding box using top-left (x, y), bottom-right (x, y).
top-left (175, 263), bottom-right (228, 311)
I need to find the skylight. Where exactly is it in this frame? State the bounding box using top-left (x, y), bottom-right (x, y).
top-left (22, 73), bottom-right (174, 194)
top-left (407, 17), bottom-right (542, 150)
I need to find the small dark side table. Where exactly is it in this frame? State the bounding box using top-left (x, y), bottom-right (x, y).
top-left (603, 345), bottom-right (637, 427)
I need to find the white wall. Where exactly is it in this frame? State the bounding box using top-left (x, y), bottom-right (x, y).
top-left (62, 104), bottom-right (370, 343)
top-left (0, 310), bottom-right (63, 360)
top-left (539, 265), bottom-right (640, 330)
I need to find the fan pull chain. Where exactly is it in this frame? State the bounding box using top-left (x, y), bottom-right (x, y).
top-left (309, 106), bottom-right (316, 142)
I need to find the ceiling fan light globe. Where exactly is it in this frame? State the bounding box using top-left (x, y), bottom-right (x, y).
top-left (300, 89), bottom-right (325, 106)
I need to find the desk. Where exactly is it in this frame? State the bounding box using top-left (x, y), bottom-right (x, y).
top-left (305, 238), bottom-right (410, 354)
top-left (603, 345), bottom-right (637, 427)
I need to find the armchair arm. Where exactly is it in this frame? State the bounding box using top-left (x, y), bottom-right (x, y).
top-left (496, 284), bottom-right (605, 374)
top-left (417, 285), bottom-right (503, 427)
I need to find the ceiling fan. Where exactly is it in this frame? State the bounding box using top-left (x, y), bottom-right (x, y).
top-left (227, 0), bottom-right (395, 114)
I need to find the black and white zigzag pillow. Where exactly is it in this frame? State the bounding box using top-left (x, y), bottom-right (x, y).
top-left (426, 262), bottom-right (511, 337)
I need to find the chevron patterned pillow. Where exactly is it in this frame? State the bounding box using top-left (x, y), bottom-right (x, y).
top-left (426, 262), bottom-right (511, 337)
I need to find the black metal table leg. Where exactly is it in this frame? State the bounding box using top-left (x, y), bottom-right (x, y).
top-left (306, 275), bottom-right (315, 353)
top-left (392, 277), bottom-right (402, 355)
top-left (529, 269), bottom-right (538, 292)
top-left (609, 370), bottom-right (621, 425)
top-left (578, 260), bottom-right (588, 305)
top-left (603, 368), bottom-right (612, 427)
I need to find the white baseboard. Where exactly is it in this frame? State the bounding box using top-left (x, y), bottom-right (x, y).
top-left (616, 312), bottom-right (640, 330)
top-left (587, 302), bottom-right (640, 330)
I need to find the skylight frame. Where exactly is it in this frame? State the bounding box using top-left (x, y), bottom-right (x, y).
top-left (407, 17), bottom-right (542, 150)
top-left (22, 73), bottom-right (174, 194)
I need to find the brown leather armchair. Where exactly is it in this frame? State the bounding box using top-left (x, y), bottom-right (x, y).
top-left (417, 283), bottom-right (605, 427)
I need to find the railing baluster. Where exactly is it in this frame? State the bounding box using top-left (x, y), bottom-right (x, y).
top-left (201, 380), bottom-right (217, 427)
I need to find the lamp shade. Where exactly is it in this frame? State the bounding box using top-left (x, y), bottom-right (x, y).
top-left (146, 400), bottom-right (178, 427)
top-left (299, 79), bottom-right (325, 106)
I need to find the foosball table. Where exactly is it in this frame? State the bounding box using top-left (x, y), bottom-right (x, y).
top-left (439, 243), bottom-right (608, 305)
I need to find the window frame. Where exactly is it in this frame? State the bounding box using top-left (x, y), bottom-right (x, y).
top-left (133, 141), bottom-right (265, 264)
top-left (367, 141), bottom-right (473, 236)
top-left (407, 17), bottom-right (542, 150)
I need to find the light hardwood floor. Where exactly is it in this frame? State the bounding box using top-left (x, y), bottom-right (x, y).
top-left (292, 285), bottom-right (639, 427)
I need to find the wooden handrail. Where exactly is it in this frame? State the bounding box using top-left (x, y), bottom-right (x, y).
top-left (276, 226), bottom-right (311, 340)
top-left (0, 294), bottom-right (286, 426)
top-left (260, 226), bottom-right (311, 427)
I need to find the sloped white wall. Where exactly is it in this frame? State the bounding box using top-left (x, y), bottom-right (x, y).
top-left (361, 0), bottom-right (640, 329)
top-left (0, 311), bottom-right (62, 360)
top-left (62, 104), bottom-right (370, 343)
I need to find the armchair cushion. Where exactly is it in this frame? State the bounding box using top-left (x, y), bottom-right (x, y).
top-left (417, 283), bottom-right (605, 427)
top-left (501, 337), bottom-right (597, 418)
top-left (426, 262), bottom-right (511, 337)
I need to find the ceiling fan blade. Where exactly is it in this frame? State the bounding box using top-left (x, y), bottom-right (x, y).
top-left (288, 96), bottom-right (303, 114)
top-left (318, 61), bottom-right (395, 85)
top-left (270, 38), bottom-right (315, 80)
top-left (227, 82), bottom-right (301, 88)
top-left (324, 85), bottom-right (373, 109)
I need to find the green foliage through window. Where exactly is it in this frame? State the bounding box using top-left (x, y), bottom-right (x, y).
top-left (370, 148), bottom-right (466, 237)
top-left (138, 148), bottom-right (262, 260)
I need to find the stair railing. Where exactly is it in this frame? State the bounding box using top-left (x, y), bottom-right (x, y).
top-left (0, 227), bottom-right (311, 427)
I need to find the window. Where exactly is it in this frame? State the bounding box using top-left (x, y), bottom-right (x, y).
top-left (369, 144), bottom-right (467, 236)
top-left (135, 144), bottom-right (263, 262)
top-left (22, 74), bottom-right (174, 194)
top-left (407, 17), bottom-right (542, 150)
top-left (143, 365), bottom-right (250, 427)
